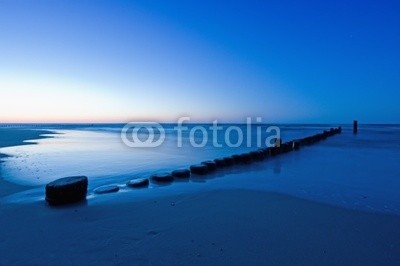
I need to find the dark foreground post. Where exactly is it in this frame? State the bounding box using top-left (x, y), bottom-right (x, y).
top-left (46, 176), bottom-right (88, 205)
top-left (353, 120), bottom-right (358, 134)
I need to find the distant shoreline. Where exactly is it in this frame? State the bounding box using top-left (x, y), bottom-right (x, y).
top-left (1, 122), bottom-right (399, 127)
top-left (0, 128), bottom-right (56, 149)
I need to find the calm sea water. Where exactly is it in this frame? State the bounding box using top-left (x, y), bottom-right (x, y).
top-left (1, 124), bottom-right (400, 215)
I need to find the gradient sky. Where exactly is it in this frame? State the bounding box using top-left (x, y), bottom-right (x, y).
top-left (0, 0), bottom-right (399, 123)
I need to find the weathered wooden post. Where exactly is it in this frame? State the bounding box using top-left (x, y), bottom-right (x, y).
top-left (46, 176), bottom-right (88, 205)
top-left (353, 120), bottom-right (358, 134)
top-left (274, 138), bottom-right (282, 147)
top-left (292, 141), bottom-right (300, 150)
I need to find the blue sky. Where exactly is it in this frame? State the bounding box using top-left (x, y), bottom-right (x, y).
top-left (0, 0), bottom-right (399, 123)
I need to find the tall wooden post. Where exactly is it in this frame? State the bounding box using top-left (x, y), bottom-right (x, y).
top-left (353, 120), bottom-right (358, 134)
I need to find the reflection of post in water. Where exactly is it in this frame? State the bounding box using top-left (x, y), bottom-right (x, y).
top-left (273, 159), bottom-right (281, 174)
top-left (272, 138), bottom-right (282, 173)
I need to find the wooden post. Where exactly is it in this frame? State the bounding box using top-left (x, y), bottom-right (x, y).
top-left (274, 138), bottom-right (282, 147)
top-left (353, 120), bottom-right (358, 134)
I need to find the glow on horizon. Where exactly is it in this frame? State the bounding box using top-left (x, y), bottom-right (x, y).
top-left (0, 77), bottom-right (307, 124)
top-left (0, 69), bottom-right (311, 123)
top-left (0, 75), bottom-right (303, 123)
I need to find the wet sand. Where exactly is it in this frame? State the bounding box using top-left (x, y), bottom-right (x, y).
top-left (0, 128), bottom-right (54, 196)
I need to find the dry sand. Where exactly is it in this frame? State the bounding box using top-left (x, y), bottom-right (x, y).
top-left (1, 189), bottom-right (400, 265)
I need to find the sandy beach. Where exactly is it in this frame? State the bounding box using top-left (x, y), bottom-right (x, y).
top-left (1, 189), bottom-right (400, 265)
top-left (1, 127), bottom-right (400, 265)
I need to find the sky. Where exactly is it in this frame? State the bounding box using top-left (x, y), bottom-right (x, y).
top-left (0, 0), bottom-right (399, 123)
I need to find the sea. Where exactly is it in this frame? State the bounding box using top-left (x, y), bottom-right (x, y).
top-left (0, 123), bottom-right (399, 215)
